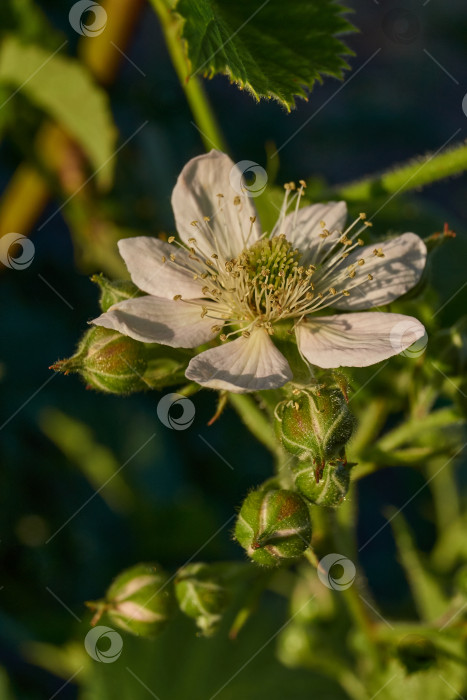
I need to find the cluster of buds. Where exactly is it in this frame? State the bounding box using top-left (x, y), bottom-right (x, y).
top-left (87, 563), bottom-right (175, 638)
top-left (51, 275), bottom-right (190, 394)
top-left (274, 381), bottom-right (356, 507)
top-left (88, 561), bottom-right (246, 638)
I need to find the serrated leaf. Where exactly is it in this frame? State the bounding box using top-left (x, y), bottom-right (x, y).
top-left (0, 36), bottom-right (117, 188)
top-left (175, 0), bottom-right (355, 110)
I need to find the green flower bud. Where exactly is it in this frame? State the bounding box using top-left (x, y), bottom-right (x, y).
top-left (51, 326), bottom-right (148, 394)
top-left (91, 273), bottom-right (143, 312)
top-left (292, 459), bottom-right (351, 507)
top-left (88, 563), bottom-right (175, 638)
top-left (175, 563), bottom-right (230, 636)
top-left (275, 387), bottom-right (355, 478)
top-left (430, 317), bottom-right (467, 377)
top-left (235, 487), bottom-right (312, 567)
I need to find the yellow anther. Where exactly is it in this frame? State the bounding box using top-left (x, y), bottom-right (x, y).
top-left (168, 236), bottom-right (175, 243)
top-left (173, 294), bottom-right (182, 301)
top-left (358, 258), bottom-right (365, 266)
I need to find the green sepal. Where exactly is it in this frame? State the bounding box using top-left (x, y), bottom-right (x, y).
top-left (235, 486), bottom-right (312, 567)
top-left (91, 273), bottom-right (143, 312)
top-left (291, 459), bottom-right (352, 507)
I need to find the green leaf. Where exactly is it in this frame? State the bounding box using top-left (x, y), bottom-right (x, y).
top-left (175, 0), bottom-right (355, 110)
top-left (0, 36), bottom-right (117, 188)
top-left (389, 510), bottom-right (449, 623)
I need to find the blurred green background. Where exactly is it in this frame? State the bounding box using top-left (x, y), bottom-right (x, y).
top-left (0, 0), bottom-right (466, 697)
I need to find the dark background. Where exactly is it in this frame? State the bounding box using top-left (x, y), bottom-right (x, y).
top-left (0, 0), bottom-right (466, 697)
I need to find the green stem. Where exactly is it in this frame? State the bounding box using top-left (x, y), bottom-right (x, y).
top-left (228, 394), bottom-right (278, 454)
top-left (347, 398), bottom-right (387, 459)
top-left (151, 0), bottom-right (227, 152)
top-left (335, 141), bottom-right (467, 202)
top-left (376, 408), bottom-right (460, 452)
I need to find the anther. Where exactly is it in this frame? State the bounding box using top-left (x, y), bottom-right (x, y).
top-left (168, 236), bottom-right (175, 243)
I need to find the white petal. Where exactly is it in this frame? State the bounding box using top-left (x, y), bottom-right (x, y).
top-left (331, 232), bottom-right (427, 310)
top-left (185, 329), bottom-right (292, 393)
top-left (296, 312), bottom-right (426, 368)
top-left (171, 150), bottom-right (260, 260)
top-left (118, 237), bottom-right (203, 299)
top-left (91, 296), bottom-right (217, 347)
top-left (281, 201), bottom-right (347, 263)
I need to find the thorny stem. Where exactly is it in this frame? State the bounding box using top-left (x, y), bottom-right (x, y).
top-left (335, 141), bottom-right (467, 202)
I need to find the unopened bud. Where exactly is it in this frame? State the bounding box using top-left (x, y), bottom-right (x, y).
top-left (91, 273), bottom-right (143, 312)
top-left (291, 459), bottom-right (352, 507)
top-left (275, 387), bottom-right (355, 476)
top-left (87, 563), bottom-right (175, 638)
top-left (235, 487), bottom-right (312, 567)
top-left (175, 563), bottom-right (230, 636)
top-left (51, 326), bottom-right (147, 394)
top-left (431, 317), bottom-right (467, 377)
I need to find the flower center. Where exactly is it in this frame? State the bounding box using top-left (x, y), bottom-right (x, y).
top-left (227, 235), bottom-right (315, 322)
